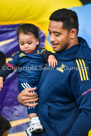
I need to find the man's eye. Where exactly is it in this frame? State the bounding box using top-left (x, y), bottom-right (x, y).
top-left (55, 33), bottom-right (60, 36)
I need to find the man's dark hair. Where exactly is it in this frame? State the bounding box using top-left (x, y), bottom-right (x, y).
top-left (17, 23), bottom-right (39, 40)
top-left (49, 8), bottom-right (79, 33)
top-left (0, 115), bottom-right (11, 136)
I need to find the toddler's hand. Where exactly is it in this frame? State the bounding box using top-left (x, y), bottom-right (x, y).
top-left (48, 55), bottom-right (58, 67)
top-left (0, 77), bottom-right (4, 91)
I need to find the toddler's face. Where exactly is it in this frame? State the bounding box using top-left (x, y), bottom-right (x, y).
top-left (18, 32), bottom-right (39, 53)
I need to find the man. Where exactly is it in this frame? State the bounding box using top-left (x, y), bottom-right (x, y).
top-left (18, 8), bottom-right (91, 136)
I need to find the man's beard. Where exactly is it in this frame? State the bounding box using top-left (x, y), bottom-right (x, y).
top-left (56, 42), bottom-right (69, 53)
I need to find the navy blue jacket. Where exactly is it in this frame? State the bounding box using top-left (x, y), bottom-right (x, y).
top-left (33, 37), bottom-right (91, 136)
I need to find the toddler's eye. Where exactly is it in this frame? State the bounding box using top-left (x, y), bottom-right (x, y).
top-left (20, 43), bottom-right (24, 45)
top-left (28, 42), bottom-right (32, 44)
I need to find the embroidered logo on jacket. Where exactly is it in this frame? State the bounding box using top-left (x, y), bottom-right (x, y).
top-left (37, 50), bottom-right (41, 54)
top-left (57, 64), bottom-right (66, 73)
top-left (19, 53), bottom-right (26, 58)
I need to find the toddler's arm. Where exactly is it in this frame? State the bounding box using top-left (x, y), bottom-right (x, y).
top-left (48, 54), bottom-right (58, 67)
top-left (39, 47), bottom-right (58, 67)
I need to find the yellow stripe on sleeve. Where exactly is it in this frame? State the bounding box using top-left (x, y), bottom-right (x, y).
top-left (79, 59), bottom-right (86, 80)
top-left (82, 59), bottom-right (89, 80)
top-left (76, 59), bottom-right (83, 81)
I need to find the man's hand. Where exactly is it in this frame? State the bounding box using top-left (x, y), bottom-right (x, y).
top-left (18, 87), bottom-right (38, 107)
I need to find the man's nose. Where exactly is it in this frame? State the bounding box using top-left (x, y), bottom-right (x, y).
top-left (50, 34), bottom-right (55, 42)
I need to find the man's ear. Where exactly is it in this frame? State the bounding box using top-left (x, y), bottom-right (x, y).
top-left (70, 28), bottom-right (77, 39)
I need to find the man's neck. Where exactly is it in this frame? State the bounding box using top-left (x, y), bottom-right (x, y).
top-left (66, 37), bottom-right (79, 50)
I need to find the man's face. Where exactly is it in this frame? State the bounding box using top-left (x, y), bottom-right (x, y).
top-left (48, 20), bottom-right (71, 52)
